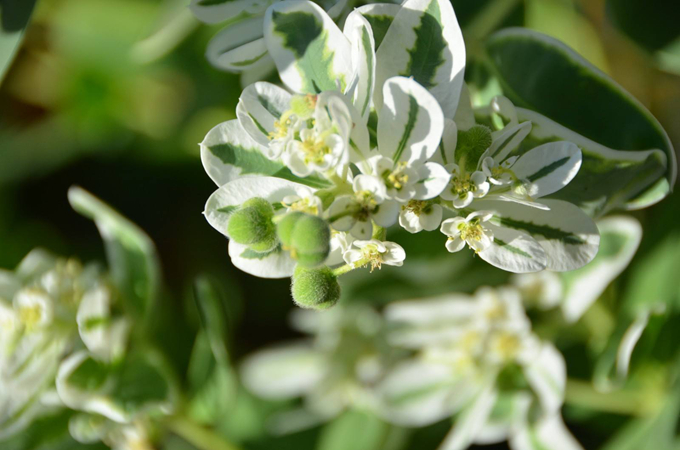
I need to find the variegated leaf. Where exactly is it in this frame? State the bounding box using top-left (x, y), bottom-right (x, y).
top-left (236, 81), bottom-right (292, 146)
top-left (476, 106), bottom-right (669, 216)
top-left (264, 1), bottom-right (352, 94)
top-left (560, 216), bottom-right (642, 323)
top-left (511, 141), bottom-right (582, 199)
top-left (378, 76), bottom-right (444, 164)
top-left (206, 17), bottom-right (269, 72)
top-left (200, 120), bottom-right (332, 188)
top-left (344, 11), bottom-right (376, 121)
top-left (485, 28), bottom-right (676, 211)
top-left (474, 199), bottom-right (600, 272)
top-left (190, 0), bottom-right (271, 25)
top-left (374, 0), bottom-right (465, 119)
top-left (480, 224), bottom-right (548, 274)
top-left (356, 3), bottom-right (400, 53)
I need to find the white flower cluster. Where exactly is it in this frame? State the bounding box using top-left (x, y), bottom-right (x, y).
top-left (201, 0), bottom-right (600, 294)
top-left (0, 250), bottom-right (156, 450)
top-left (241, 285), bottom-right (582, 450)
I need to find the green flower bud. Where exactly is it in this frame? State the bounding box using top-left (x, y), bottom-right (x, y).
top-left (227, 197), bottom-right (278, 253)
top-left (457, 125), bottom-right (493, 173)
top-left (291, 266), bottom-right (340, 310)
top-left (277, 212), bottom-right (331, 267)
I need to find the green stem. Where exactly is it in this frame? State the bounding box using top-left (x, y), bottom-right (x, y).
top-left (332, 263), bottom-right (357, 277)
top-left (564, 379), bottom-right (660, 416)
top-left (167, 416), bottom-right (242, 450)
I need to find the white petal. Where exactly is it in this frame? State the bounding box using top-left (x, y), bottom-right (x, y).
top-left (440, 217), bottom-right (465, 237)
top-left (420, 204), bottom-right (443, 231)
top-left (350, 220), bottom-right (373, 239)
top-left (446, 237), bottom-right (466, 253)
top-left (372, 200), bottom-right (400, 227)
top-left (237, 82), bottom-right (292, 146)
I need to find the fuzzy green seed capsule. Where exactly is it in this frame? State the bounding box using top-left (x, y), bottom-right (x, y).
top-left (291, 266), bottom-right (340, 310)
top-left (227, 197), bottom-right (277, 253)
top-left (457, 125), bottom-right (493, 173)
top-left (277, 212), bottom-right (331, 267)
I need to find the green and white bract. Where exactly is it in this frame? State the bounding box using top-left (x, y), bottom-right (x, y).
top-left (381, 287), bottom-right (583, 450)
top-left (198, 0), bottom-right (673, 301)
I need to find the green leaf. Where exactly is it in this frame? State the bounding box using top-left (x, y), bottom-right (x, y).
top-left (191, 275), bottom-right (235, 365)
top-left (68, 186), bottom-right (160, 320)
top-left (485, 28), bottom-right (676, 209)
top-left (201, 120), bottom-right (332, 189)
top-left (356, 4), bottom-right (399, 51)
top-left (0, 0), bottom-right (38, 84)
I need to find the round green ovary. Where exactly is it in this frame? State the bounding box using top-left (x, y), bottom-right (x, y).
top-left (291, 266), bottom-right (340, 310)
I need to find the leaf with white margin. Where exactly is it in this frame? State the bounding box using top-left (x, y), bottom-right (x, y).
top-left (200, 120), bottom-right (332, 188)
top-left (228, 241), bottom-right (297, 279)
top-left (378, 77), bottom-right (444, 164)
top-left (264, 1), bottom-right (352, 94)
top-left (77, 285), bottom-right (130, 364)
top-left (68, 187), bottom-right (160, 321)
top-left (374, 0), bottom-right (465, 119)
top-left (415, 162), bottom-right (450, 200)
top-left (240, 342), bottom-right (324, 400)
top-left (236, 81), bottom-right (292, 146)
top-left (384, 294), bottom-right (476, 348)
top-left (439, 383), bottom-right (498, 450)
top-left (560, 216), bottom-right (642, 323)
top-left (473, 199), bottom-right (600, 272)
top-left (344, 11), bottom-right (376, 121)
top-left (476, 106), bottom-right (669, 216)
top-left (593, 305), bottom-right (666, 393)
top-left (486, 28), bottom-right (676, 211)
top-left (190, 0), bottom-right (270, 25)
top-left (356, 3), bottom-right (400, 51)
top-left (376, 359), bottom-right (474, 427)
top-left (480, 224), bottom-right (548, 274)
top-left (206, 17), bottom-right (269, 72)
top-left (432, 119), bottom-right (457, 166)
top-left (511, 141), bottom-right (581, 199)
top-left (510, 415), bottom-right (584, 450)
top-left (205, 176), bottom-right (313, 237)
top-left (487, 121), bottom-right (533, 164)
top-left (523, 343), bottom-right (566, 415)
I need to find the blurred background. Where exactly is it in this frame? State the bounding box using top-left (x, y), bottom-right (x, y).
top-left (2, 0), bottom-right (680, 448)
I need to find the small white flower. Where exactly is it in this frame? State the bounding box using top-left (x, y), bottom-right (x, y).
top-left (343, 239), bottom-right (406, 272)
top-left (366, 155), bottom-right (419, 202)
top-left (283, 127), bottom-right (346, 177)
top-left (327, 231), bottom-right (355, 266)
top-left (266, 112), bottom-right (302, 160)
top-left (481, 155), bottom-right (517, 186)
top-left (440, 211), bottom-right (495, 253)
top-left (398, 201), bottom-right (442, 233)
top-left (327, 175), bottom-right (399, 239)
top-left (440, 164), bottom-right (489, 208)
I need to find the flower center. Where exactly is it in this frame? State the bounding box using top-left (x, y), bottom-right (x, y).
top-left (18, 304), bottom-right (43, 330)
top-left (383, 162), bottom-right (409, 191)
top-left (268, 111), bottom-right (296, 141)
top-left (401, 200), bottom-right (430, 216)
top-left (359, 244), bottom-right (384, 272)
top-left (354, 190), bottom-right (378, 221)
top-left (300, 134), bottom-right (331, 164)
top-left (450, 174), bottom-right (476, 199)
top-left (457, 218), bottom-right (484, 242)
top-left (490, 331), bottom-right (522, 362)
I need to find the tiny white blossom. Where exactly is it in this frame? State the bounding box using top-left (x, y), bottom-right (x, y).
top-left (283, 127), bottom-right (346, 177)
top-left (327, 175), bottom-right (399, 239)
top-left (440, 164), bottom-right (489, 208)
top-left (281, 188), bottom-right (323, 216)
top-left (398, 201), bottom-right (442, 233)
top-left (440, 211), bottom-right (494, 253)
top-left (481, 155), bottom-right (518, 186)
top-left (343, 239), bottom-right (405, 271)
top-left (327, 231), bottom-right (355, 266)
